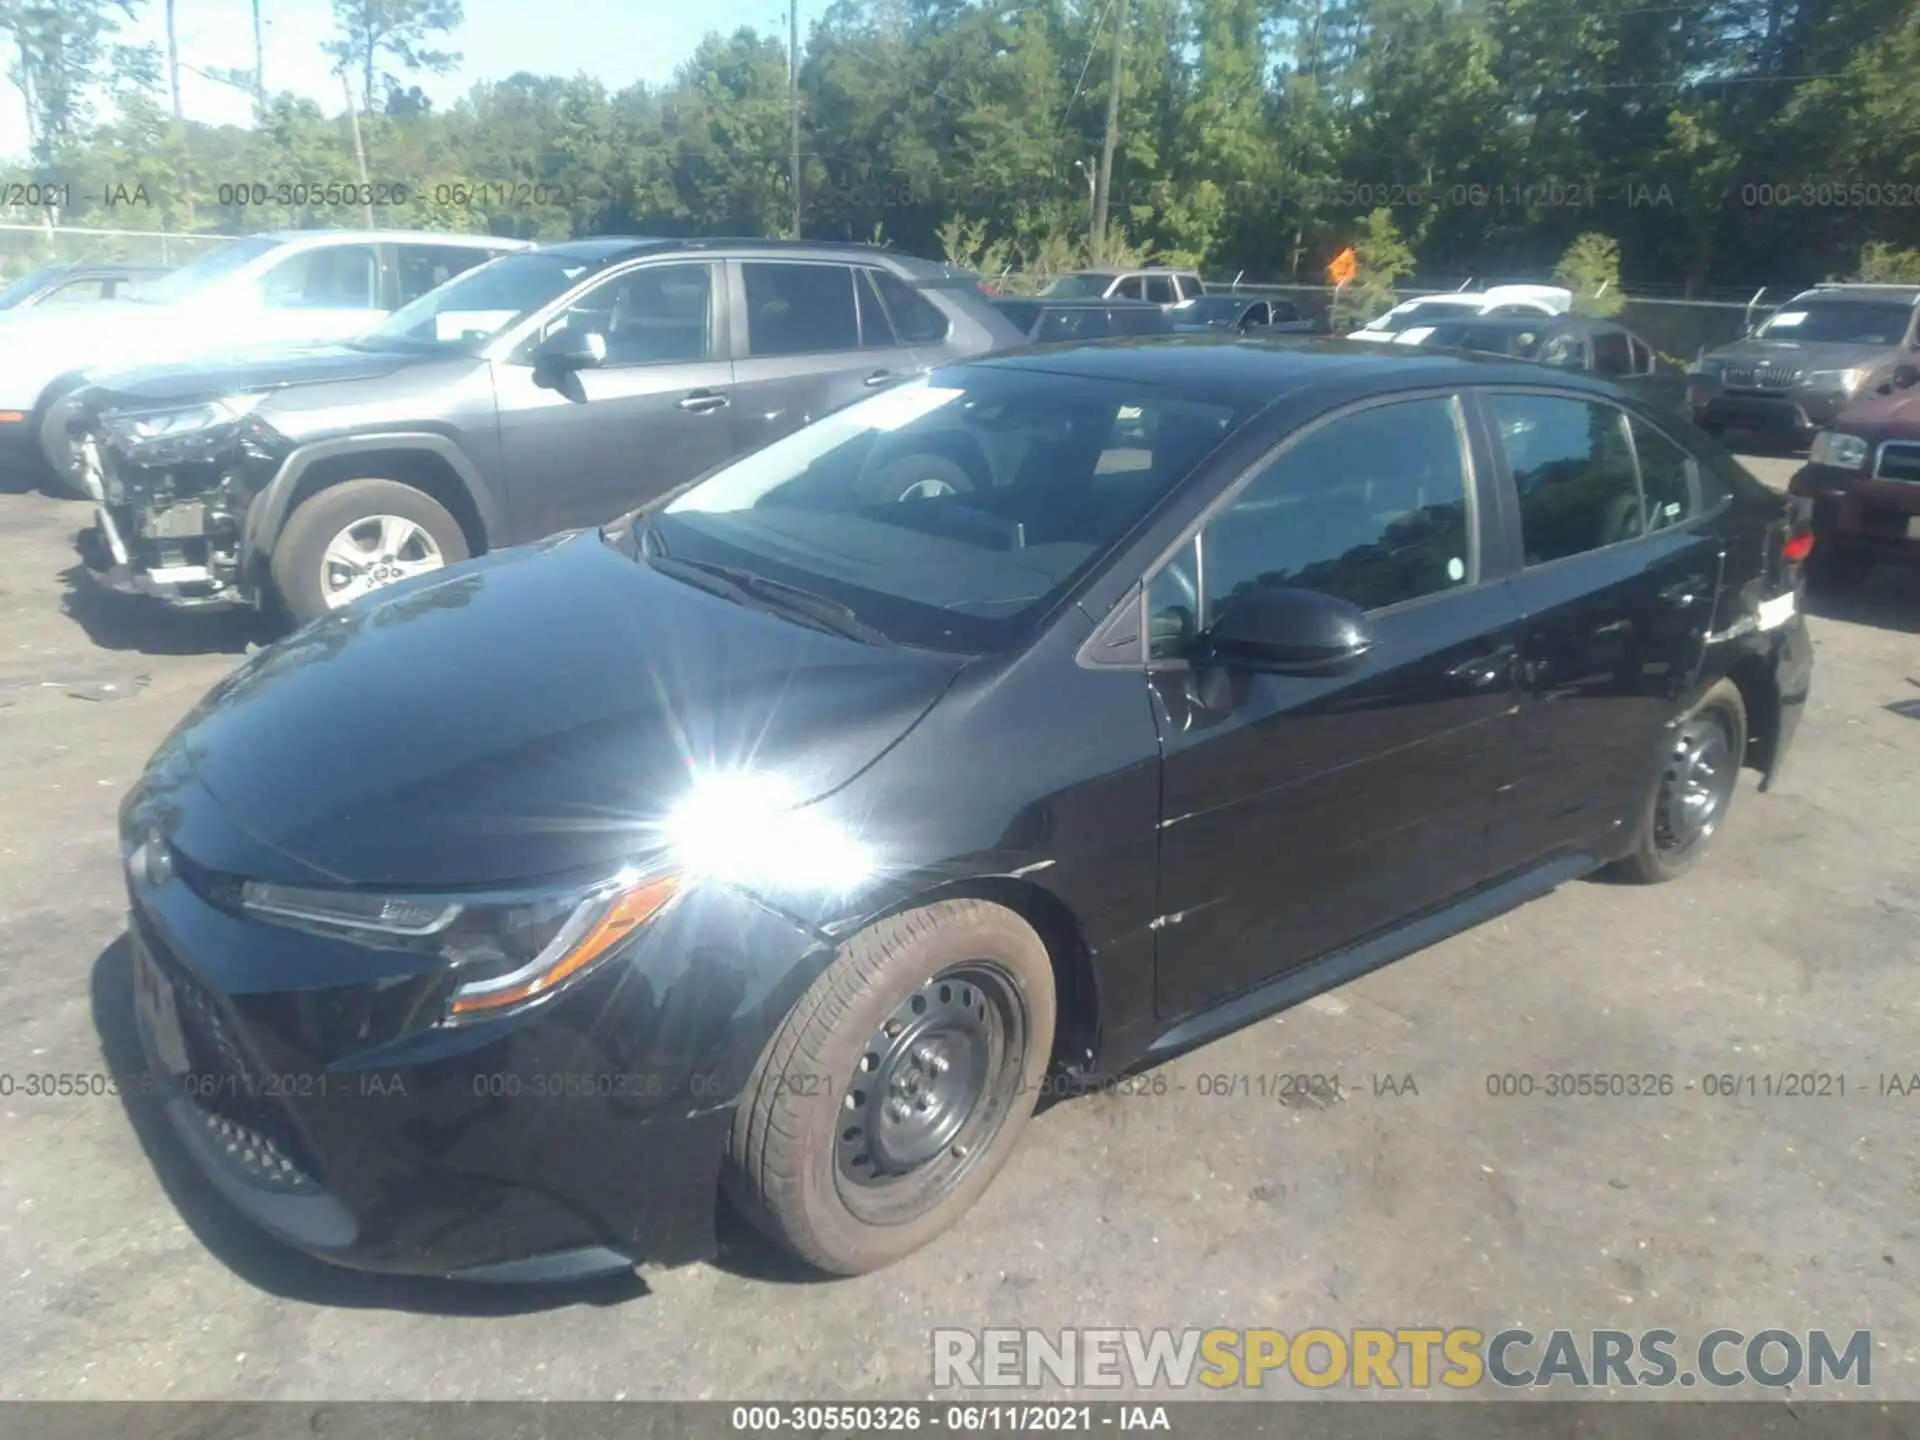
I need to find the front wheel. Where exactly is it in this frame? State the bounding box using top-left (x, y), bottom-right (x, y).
top-left (724, 899), bottom-right (1056, 1275)
top-left (1610, 679), bottom-right (1747, 884)
top-left (269, 478), bottom-right (469, 627)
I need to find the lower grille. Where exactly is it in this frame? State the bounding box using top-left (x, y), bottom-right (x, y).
top-left (1722, 363), bottom-right (1801, 390)
top-left (1875, 442), bottom-right (1920, 483)
top-left (135, 916), bottom-right (323, 1190)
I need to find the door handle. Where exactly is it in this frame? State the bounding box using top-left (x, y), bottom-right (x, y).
top-left (863, 370), bottom-right (897, 387)
top-left (678, 389), bottom-right (728, 414)
top-left (1445, 643), bottom-right (1518, 691)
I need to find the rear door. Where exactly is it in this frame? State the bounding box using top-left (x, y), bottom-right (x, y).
top-left (1476, 389), bottom-right (1723, 875)
top-left (726, 260), bottom-right (909, 455)
top-left (1149, 391), bottom-right (1525, 1019)
top-left (493, 258), bottom-right (736, 538)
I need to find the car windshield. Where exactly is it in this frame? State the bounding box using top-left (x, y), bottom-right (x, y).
top-left (358, 250), bottom-right (601, 354)
top-left (644, 368), bottom-right (1250, 653)
top-left (1040, 274), bottom-right (1115, 299)
top-left (126, 236), bottom-right (282, 304)
top-left (1754, 301), bottom-right (1915, 344)
top-left (0, 265), bottom-right (62, 308)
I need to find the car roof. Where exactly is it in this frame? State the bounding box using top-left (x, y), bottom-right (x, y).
top-left (1429, 314), bottom-right (1584, 333)
top-left (529, 236), bottom-right (979, 280)
top-left (256, 229), bottom-right (530, 248)
top-left (954, 335), bottom-right (1607, 406)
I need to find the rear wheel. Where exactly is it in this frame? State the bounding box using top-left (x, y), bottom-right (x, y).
top-left (1611, 679), bottom-right (1746, 884)
top-left (859, 453), bottom-right (974, 505)
top-left (724, 899), bottom-right (1055, 1275)
top-left (269, 478), bottom-right (469, 627)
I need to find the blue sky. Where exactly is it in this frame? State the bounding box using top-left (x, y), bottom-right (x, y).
top-left (1, 0), bottom-right (838, 160)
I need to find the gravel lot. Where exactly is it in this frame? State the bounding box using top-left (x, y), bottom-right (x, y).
top-left (2, 446), bottom-right (1917, 1402)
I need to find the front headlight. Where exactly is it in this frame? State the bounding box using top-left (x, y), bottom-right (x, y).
top-left (1809, 430), bottom-right (1870, 471)
top-left (240, 868), bottom-right (682, 1024)
top-left (1802, 367), bottom-right (1870, 393)
top-left (102, 393), bottom-right (266, 464)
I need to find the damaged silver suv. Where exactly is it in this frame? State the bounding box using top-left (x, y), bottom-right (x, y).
top-left (72, 237), bottom-right (1023, 626)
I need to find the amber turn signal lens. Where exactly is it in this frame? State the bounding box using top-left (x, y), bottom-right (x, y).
top-left (448, 873), bottom-right (681, 1017)
top-left (0, 411), bottom-right (26, 425)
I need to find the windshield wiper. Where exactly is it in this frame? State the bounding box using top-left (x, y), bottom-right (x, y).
top-left (642, 550), bottom-right (892, 647)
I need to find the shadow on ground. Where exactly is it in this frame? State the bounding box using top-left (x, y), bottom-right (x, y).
top-left (89, 933), bottom-right (650, 1315)
top-left (60, 564), bottom-right (273, 657)
top-left (1805, 565), bottom-right (1920, 636)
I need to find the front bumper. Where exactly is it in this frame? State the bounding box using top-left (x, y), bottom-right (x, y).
top-left (78, 511), bottom-right (249, 608)
top-left (1789, 463), bottom-right (1920, 564)
top-left (122, 822), bottom-right (820, 1281)
top-left (1693, 388), bottom-right (1851, 435)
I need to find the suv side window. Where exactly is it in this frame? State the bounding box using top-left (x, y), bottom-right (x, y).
top-left (1271, 299), bottom-right (1300, 322)
top-left (743, 262), bottom-right (860, 356)
top-left (1193, 395), bottom-right (1477, 626)
top-left (1489, 393), bottom-right (1642, 564)
top-left (1591, 329), bottom-right (1634, 377)
top-left (396, 244), bottom-right (496, 306)
top-left (867, 268), bottom-right (950, 343)
top-left (855, 268), bottom-right (896, 348)
top-left (256, 244), bottom-right (381, 309)
top-left (1143, 274), bottom-right (1178, 305)
top-left (1112, 275), bottom-right (1146, 300)
top-left (546, 261), bottom-right (717, 364)
top-left (1630, 415), bottom-right (1698, 532)
top-left (1629, 336), bottom-right (1656, 375)
top-left (40, 277), bottom-right (111, 305)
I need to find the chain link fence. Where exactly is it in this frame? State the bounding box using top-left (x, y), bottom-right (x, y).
top-left (0, 222), bottom-right (233, 282)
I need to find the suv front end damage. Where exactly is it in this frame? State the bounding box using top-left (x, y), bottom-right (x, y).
top-left (72, 394), bottom-right (286, 610)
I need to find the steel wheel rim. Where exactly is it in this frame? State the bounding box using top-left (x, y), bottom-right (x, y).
top-left (896, 477), bottom-right (957, 501)
top-left (834, 962), bottom-right (1029, 1222)
top-left (320, 514), bottom-right (444, 609)
top-left (1655, 712), bottom-right (1736, 855)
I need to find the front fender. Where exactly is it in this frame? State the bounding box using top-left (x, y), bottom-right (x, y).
top-left (240, 432), bottom-right (502, 572)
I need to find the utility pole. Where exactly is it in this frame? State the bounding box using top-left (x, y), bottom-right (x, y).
top-left (340, 68), bottom-right (375, 230)
top-left (165, 0), bottom-right (183, 118)
top-left (252, 0), bottom-right (267, 110)
top-left (789, 0), bottom-right (802, 238)
top-left (1090, 0), bottom-right (1128, 263)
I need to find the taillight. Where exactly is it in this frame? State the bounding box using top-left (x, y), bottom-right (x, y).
top-left (1783, 531), bottom-right (1814, 563)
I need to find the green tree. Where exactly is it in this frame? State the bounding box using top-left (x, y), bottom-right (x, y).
top-left (1555, 231), bottom-right (1624, 316)
top-left (322, 0), bottom-right (464, 115)
top-left (1332, 206), bottom-right (1416, 328)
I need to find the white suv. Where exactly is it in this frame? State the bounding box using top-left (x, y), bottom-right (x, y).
top-left (0, 229), bottom-right (528, 489)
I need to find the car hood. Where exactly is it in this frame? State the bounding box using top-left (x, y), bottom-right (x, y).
top-left (1833, 387), bottom-right (1920, 438)
top-left (0, 303), bottom-right (176, 394)
top-left (1704, 337), bottom-right (1898, 368)
top-left (77, 344), bottom-right (422, 413)
top-left (149, 531), bottom-right (966, 888)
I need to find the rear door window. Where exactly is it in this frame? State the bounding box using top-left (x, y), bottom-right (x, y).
top-left (742, 262), bottom-right (861, 356)
top-left (867, 268), bottom-right (950, 343)
top-left (1591, 329), bottom-right (1634, 377)
top-left (1488, 393), bottom-right (1643, 563)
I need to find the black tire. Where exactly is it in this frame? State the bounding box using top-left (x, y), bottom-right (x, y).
top-left (1610, 678), bottom-right (1747, 884)
top-left (725, 899), bottom-right (1055, 1275)
top-left (269, 478), bottom-right (469, 628)
top-left (32, 379), bottom-right (88, 499)
top-left (1808, 542), bottom-right (1872, 592)
top-left (859, 452), bottom-right (974, 505)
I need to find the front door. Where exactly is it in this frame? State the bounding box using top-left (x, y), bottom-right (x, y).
top-left (494, 259), bottom-right (736, 540)
top-left (724, 260), bottom-right (923, 458)
top-left (1475, 391), bottom-right (1723, 875)
top-left (1149, 392), bottom-right (1525, 1021)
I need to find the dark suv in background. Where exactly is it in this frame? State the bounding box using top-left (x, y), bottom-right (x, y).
top-left (1689, 283), bottom-right (1920, 446)
top-left (72, 238), bottom-right (1025, 625)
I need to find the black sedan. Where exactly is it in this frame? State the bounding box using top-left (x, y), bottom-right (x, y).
top-left (121, 339), bottom-right (1812, 1282)
top-left (989, 296), bottom-right (1169, 343)
top-left (1394, 314), bottom-right (1691, 413)
top-left (1167, 294), bottom-right (1320, 335)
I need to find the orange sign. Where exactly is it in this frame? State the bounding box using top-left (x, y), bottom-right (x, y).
top-left (1327, 246), bottom-right (1357, 286)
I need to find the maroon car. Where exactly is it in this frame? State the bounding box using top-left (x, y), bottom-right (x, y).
top-left (1789, 364), bottom-right (1920, 587)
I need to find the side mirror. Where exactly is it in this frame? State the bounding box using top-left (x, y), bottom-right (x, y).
top-left (538, 329), bottom-right (607, 372)
top-left (1205, 585), bottom-right (1373, 674)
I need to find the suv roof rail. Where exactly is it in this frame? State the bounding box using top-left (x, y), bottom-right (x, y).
top-left (1807, 281), bottom-right (1920, 299)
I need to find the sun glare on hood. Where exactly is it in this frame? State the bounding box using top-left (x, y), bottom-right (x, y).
top-left (661, 768), bottom-right (875, 897)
